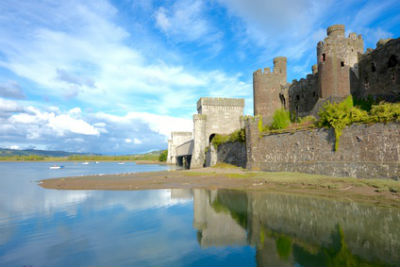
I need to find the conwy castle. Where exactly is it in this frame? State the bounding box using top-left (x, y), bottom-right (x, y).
top-left (167, 25), bottom-right (400, 179)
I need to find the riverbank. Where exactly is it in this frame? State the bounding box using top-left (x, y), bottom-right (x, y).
top-left (39, 165), bottom-right (400, 207)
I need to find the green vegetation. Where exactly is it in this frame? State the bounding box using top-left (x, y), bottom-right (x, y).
top-left (271, 109), bottom-right (291, 130)
top-left (158, 150), bottom-right (168, 162)
top-left (353, 96), bottom-right (375, 111)
top-left (211, 128), bottom-right (246, 148)
top-left (298, 115), bottom-right (317, 124)
top-left (318, 96), bottom-right (400, 150)
top-left (0, 155), bottom-right (51, 161)
top-left (276, 236), bottom-right (293, 260)
top-left (211, 162), bottom-right (243, 169)
top-left (253, 96), bottom-right (399, 151)
top-left (257, 115), bottom-right (264, 132)
top-left (318, 96), bottom-right (358, 151)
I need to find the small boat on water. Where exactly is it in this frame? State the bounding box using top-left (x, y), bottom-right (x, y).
top-left (82, 162), bottom-right (89, 165)
top-left (49, 165), bottom-right (64, 170)
top-left (118, 162), bottom-right (125, 165)
top-left (95, 161), bottom-right (100, 164)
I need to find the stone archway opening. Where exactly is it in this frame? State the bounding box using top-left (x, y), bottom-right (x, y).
top-left (209, 133), bottom-right (216, 144)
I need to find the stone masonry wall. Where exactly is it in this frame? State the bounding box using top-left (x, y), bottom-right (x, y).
top-left (288, 72), bottom-right (319, 117)
top-left (205, 141), bottom-right (247, 168)
top-left (245, 118), bottom-right (400, 179)
top-left (356, 38), bottom-right (400, 102)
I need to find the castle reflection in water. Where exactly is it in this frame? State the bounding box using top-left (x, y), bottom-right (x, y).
top-left (171, 188), bottom-right (400, 267)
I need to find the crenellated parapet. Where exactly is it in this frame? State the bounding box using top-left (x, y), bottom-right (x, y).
top-left (197, 97), bottom-right (244, 115)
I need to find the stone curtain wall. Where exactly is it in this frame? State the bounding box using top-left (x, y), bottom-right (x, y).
top-left (245, 118), bottom-right (400, 179)
top-left (206, 142), bottom-right (247, 168)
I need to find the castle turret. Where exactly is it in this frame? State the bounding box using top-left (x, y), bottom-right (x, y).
top-left (317, 24), bottom-right (364, 99)
top-left (327, 24), bottom-right (345, 38)
top-left (273, 57), bottom-right (287, 85)
top-left (253, 57), bottom-right (287, 124)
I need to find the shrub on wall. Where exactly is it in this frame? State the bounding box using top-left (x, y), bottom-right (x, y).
top-left (317, 96), bottom-right (400, 151)
top-left (318, 96), bottom-right (355, 151)
top-left (369, 102), bottom-right (400, 122)
top-left (211, 128), bottom-right (246, 148)
top-left (271, 109), bottom-right (291, 130)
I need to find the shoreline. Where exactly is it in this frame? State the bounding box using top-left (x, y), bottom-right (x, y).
top-left (39, 167), bottom-right (400, 207)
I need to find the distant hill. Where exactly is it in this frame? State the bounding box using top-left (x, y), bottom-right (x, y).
top-left (138, 150), bottom-right (164, 156)
top-left (0, 148), bottom-right (166, 159)
top-left (0, 148), bottom-right (87, 157)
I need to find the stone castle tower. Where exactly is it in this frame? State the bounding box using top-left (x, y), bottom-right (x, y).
top-left (317, 24), bottom-right (364, 99)
top-left (252, 24), bottom-right (388, 121)
top-left (191, 98), bottom-right (244, 168)
top-left (253, 57), bottom-right (287, 124)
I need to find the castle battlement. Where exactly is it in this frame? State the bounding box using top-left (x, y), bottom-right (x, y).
top-left (171, 132), bottom-right (192, 137)
top-left (327, 24), bottom-right (345, 37)
top-left (197, 98), bottom-right (244, 111)
top-left (253, 68), bottom-right (274, 76)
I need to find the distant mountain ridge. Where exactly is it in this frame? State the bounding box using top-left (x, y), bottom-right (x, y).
top-left (0, 148), bottom-right (164, 157)
top-left (0, 148), bottom-right (88, 157)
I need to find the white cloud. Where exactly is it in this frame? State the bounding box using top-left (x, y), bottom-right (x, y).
top-left (68, 107), bottom-right (82, 116)
top-left (154, 0), bottom-right (220, 44)
top-left (0, 98), bottom-right (24, 114)
top-left (133, 138), bottom-right (142, 145)
top-left (95, 111), bottom-right (192, 139)
top-left (7, 105), bottom-right (99, 139)
top-left (48, 114), bottom-right (99, 136)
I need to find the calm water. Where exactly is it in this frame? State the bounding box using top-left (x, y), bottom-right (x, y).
top-left (0, 162), bottom-right (399, 267)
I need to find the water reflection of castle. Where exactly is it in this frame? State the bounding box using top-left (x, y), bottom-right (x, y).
top-left (177, 188), bottom-right (400, 267)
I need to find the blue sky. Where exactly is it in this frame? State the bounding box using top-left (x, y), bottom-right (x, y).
top-left (0, 0), bottom-right (399, 154)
